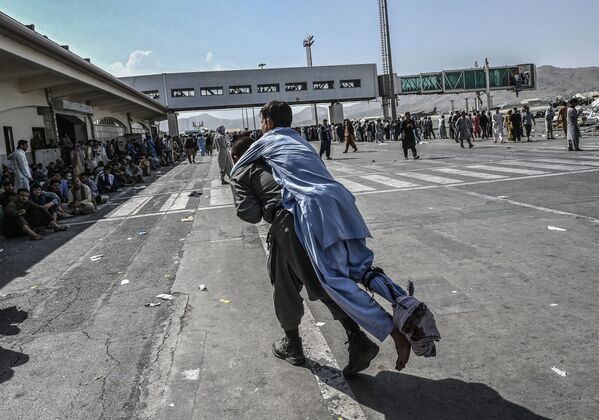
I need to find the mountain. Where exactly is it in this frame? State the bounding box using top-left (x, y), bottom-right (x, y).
top-left (161, 65), bottom-right (599, 131)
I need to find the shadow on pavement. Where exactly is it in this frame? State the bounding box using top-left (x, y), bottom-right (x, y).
top-left (0, 306), bottom-right (29, 384)
top-left (306, 359), bottom-right (549, 420)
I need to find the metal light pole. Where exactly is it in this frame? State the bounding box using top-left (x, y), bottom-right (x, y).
top-left (303, 35), bottom-right (318, 124)
top-left (378, 0), bottom-right (396, 120)
top-left (484, 57), bottom-right (492, 111)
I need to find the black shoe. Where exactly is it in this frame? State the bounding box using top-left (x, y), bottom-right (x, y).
top-left (568, 147), bottom-right (574, 151)
top-left (343, 330), bottom-right (380, 377)
top-left (414, 155), bottom-right (420, 160)
top-left (575, 148), bottom-right (583, 151)
top-left (469, 144), bottom-right (474, 148)
top-left (221, 180), bottom-right (230, 185)
top-left (272, 337), bottom-right (305, 366)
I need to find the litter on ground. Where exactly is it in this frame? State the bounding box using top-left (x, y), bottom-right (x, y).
top-left (497, 196), bottom-right (509, 199)
top-left (138, 231), bottom-right (146, 236)
top-left (145, 302), bottom-right (161, 308)
top-left (188, 191), bottom-right (203, 197)
top-left (156, 294), bottom-right (174, 301)
top-left (120, 279), bottom-right (129, 285)
top-left (550, 303), bottom-right (558, 307)
top-left (198, 284), bottom-right (207, 291)
top-left (90, 255), bottom-right (103, 262)
top-left (219, 299), bottom-right (231, 304)
top-left (548, 226), bottom-right (567, 232)
top-left (315, 322), bottom-right (325, 327)
top-left (551, 366), bottom-right (567, 377)
top-left (181, 216), bottom-right (194, 222)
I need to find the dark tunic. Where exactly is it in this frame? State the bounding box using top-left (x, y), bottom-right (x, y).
top-left (400, 119), bottom-right (417, 148)
top-left (2, 198), bottom-right (52, 238)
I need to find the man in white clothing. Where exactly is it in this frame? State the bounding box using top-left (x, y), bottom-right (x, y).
top-left (8, 140), bottom-right (33, 191)
top-left (492, 108), bottom-right (504, 143)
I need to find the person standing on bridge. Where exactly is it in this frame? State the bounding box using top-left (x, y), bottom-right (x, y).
top-left (231, 101), bottom-right (440, 373)
top-left (215, 125), bottom-right (233, 184)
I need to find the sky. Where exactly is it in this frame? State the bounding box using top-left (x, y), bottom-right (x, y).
top-left (2, 0), bottom-right (599, 118)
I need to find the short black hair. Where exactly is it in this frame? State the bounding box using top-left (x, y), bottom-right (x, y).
top-left (17, 188), bottom-right (29, 194)
top-left (231, 136), bottom-right (255, 159)
top-left (18, 140), bottom-right (28, 148)
top-left (260, 101), bottom-right (293, 128)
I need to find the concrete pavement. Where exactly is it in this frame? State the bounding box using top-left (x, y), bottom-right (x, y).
top-left (2, 134), bottom-right (599, 419)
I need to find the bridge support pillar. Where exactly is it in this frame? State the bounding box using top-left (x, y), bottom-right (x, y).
top-left (328, 102), bottom-right (344, 125)
top-left (167, 111), bottom-right (179, 137)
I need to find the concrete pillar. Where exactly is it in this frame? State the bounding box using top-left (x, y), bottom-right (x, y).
top-left (328, 102), bottom-right (344, 125)
top-left (167, 112), bottom-right (179, 137)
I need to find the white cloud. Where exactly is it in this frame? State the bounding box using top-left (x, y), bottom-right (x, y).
top-left (205, 51), bottom-right (214, 62)
top-left (110, 50), bottom-right (161, 77)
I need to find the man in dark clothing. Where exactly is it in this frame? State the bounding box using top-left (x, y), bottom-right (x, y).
top-left (318, 119), bottom-right (333, 160)
top-left (479, 112), bottom-right (489, 139)
top-left (510, 108), bottom-right (523, 142)
top-left (230, 136), bottom-right (380, 376)
top-left (400, 113), bottom-right (420, 160)
top-left (97, 167), bottom-right (120, 193)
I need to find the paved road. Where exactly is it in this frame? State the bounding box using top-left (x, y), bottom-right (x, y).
top-left (1, 134), bottom-right (599, 419)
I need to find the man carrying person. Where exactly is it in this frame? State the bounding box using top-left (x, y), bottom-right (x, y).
top-left (318, 119), bottom-right (333, 159)
top-left (230, 101), bottom-right (440, 374)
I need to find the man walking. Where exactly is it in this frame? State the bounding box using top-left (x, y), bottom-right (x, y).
top-left (215, 125), bottom-right (233, 184)
top-left (400, 112), bottom-right (420, 160)
top-left (522, 106), bottom-right (536, 141)
top-left (231, 101), bottom-right (440, 373)
top-left (8, 140), bottom-right (33, 191)
top-left (318, 119), bottom-right (333, 159)
top-left (545, 106), bottom-right (555, 139)
top-left (510, 108), bottom-right (523, 142)
top-left (456, 111), bottom-right (474, 148)
top-left (567, 98), bottom-right (582, 151)
top-left (492, 108), bottom-right (504, 143)
top-left (343, 119), bottom-right (358, 153)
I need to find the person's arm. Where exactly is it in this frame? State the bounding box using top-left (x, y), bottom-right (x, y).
top-left (230, 166), bottom-right (264, 224)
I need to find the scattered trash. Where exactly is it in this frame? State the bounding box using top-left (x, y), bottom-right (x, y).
top-left (30, 285), bottom-right (38, 289)
top-left (179, 238), bottom-right (185, 241)
top-left (181, 216), bottom-right (194, 222)
top-left (392, 159), bottom-right (397, 163)
top-left (497, 196), bottom-right (509, 200)
top-left (138, 231), bottom-right (146, 236)
top-left (548, 226), bottom-right (567, 232)
top-left (219, 299), bottom-right (231, 304)
top-left (451, 290), bottom-right (457, 294)
top-left (315, 322), bottom-right (326, 327)
top-left (183, 369), bottom-right (200, 380)
top-left (134, 186), bottom-right (147, 190)
top-left (371, 160), bottom-right (376, 163)
top-left (24, 269), bottom-right (31, 274)
top-left (90, 255), bottom-right (104, 262)
top-left (198, 284), bottom-right (207, 291)
top-left (174, 261), bottom-right (179, 265)
top-left (120, 279), bottom-right (130, 285)
top-left (550, 303), bottom-right (558, 307)
top-left (165, 274), bottom-right (172, 279)
top-left (145, 302), bottom-right (161, 308)
top-left (127, 237), bottom-right (132, 240)
top-left (168, 403), bottom-right (174, 407)
top-left (551, 366), bottom-right (567, 377)
top-left (94, 374), bottom-right (103, 380)
top-left (188, 191), bottom-right (203, 197)
top-left (117, 271), bottom-right (124, 274)
top-left (156, 294), bottom-right (174, 301)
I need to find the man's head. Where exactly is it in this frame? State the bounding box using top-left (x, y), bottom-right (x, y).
top-left (231, 136), bottom-right (255, 163)
top-left (79, 173), bottom-right (88, 183)
top-left (461, 111), bottom-right (466, 117)
top-left (17, 188), bottom-right (29, 203)
top-left (323, 119), bottom-right (328, 125)
top-left (30, 182), bottom-right (42, 197)
top-left (568, 98), bottom-right (578, 106)
top-left (260, 101), bottom-right (292, 132)
top-left (17, 140), bottom-right (28, 151)
top-left (495, 107), bottom-right (500, 113)
top-left (73, 177), bottom-right (82, 189)
top-left (2, 180), bottom-right (13, 192)
top-left (103, 167), bottom-right (110, 175)
top-left (405, 112), bottom-right (411, 118)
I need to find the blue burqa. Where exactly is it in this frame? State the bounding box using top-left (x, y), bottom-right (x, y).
top-left (231, 127), bottom-right (407, 341)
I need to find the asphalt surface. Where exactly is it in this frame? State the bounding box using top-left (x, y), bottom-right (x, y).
top-left (1, 129), bottom-right (599, 419)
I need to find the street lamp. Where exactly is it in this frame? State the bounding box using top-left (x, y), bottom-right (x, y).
top-left (303, 35), bottom-right (318, 124)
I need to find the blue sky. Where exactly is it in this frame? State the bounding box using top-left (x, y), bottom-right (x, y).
top-left (2, 0), bottom-right (599, 77)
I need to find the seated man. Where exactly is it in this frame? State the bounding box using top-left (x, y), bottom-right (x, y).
top-left (97, 167), bottom-right (120, 193)
top-left (33, 163), bottom-right (48, 183)
top-left (2, 188), bottom-right (67, 240)
top-left (125, 158), bottom-right (144, 183)
top-left (29, 182), bottom-right (61, 223)
top-left (46, 175), bottom-right (69, 203)
top-left (68, 176), bottom-right (96, 215)
top-left (138, 155), bottom-right (151, 177)
top-left (1, 180), bottom-right (16, 207)
top-left (79, 173), bottom-right (105, 204)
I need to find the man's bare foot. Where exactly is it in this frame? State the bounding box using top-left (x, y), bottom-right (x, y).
top-left (390, 328), bottom-right (411, 371)
top-left (31, 234), bottom-right (44, 240)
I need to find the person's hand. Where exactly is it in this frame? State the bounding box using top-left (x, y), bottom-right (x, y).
top-left (390, 328), bottom-right (411, 371)
top-left (44, 203), bottom-right (53, 209)
top-left (17, 209), bottom-right (26, 216)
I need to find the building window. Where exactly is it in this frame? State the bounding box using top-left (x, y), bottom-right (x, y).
top-left (3, 126), bottom-right (15, 154)
top-left (143, 90), bottom-right (160, 99)
top-left (257, 83), bottom-right (280, 93)
top-left (171, 88), bottom-right (195, 97)
top-left (229, 85), bottom-right (251, 95)
top-left (285, 82), bottom-right (307, 92)
top-left (200, 87), bottom-right (224, 96)
top-left (340, 79), bottom-right (361, 88)
top-left (313, 81), bottom-right (334, 90)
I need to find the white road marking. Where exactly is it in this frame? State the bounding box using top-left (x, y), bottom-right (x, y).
top-left (326, 161), bottom-right (355, 174)
top-left (159, 193), bottom-right (179, 212)
top-left (396, 172), bottom-right (463, 184)
top-left (171, 194), bottom-right (190, 210)
top-left (466, 165), bottom-right (547, 175)
top-left (361, 174), bottom-right (419, 189)
top-left (210, 187), bottom-right (233, 206)
top-left (337, 178), bottom-right (375, 192)
top-left (110, 195), bottom-right (153, 217)
top-left (497, 161), bottom-right (591, 171)
top-left (433, 168), bottom-right (507, 180)
top-left (254, 224), bottom-right (367, 420)
top-left (453, 189), bottom-right (599, 224)
top-left (533, 158), bottom-right (599, 166)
